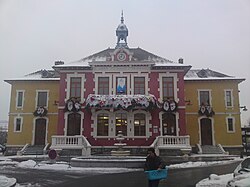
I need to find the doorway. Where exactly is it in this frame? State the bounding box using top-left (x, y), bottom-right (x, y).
top-left (34, 118), bottom-right (46, 145)
top-left (67, 113), bottom-right (81, 136)
top-left (200, 118), bottom-right (213, 145)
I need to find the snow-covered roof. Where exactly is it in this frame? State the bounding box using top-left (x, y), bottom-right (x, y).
top-left (53, 47), bottom-right (189, 69)
top-left (4, 69), bottom-right (60, 83)
top-left (185, 69), bottom-right (245, 82)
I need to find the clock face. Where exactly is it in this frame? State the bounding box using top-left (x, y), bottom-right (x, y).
top-left (117, 52), bottom-right (126, 61)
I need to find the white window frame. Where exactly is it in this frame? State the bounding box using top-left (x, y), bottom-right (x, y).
top-left (159, 73), bottom-right (178, 101)
top-left (198, 89), bottom-right (212, 106)
top-left (224, 89), bottom-right (234, 108)
top-left (95, 74), bottom-right (112, 95)
top-left (35, 90), bottom-right (49, 108)
top-left (14, 116), bottom-right (23, 132)
top-left (131, 74), bottom-right (148, 95)
top-left (66, 73), bottom-right (85, 102)
top-left (226, 116), bottom-right (235, 133)
top-left (16, 90), bottom-right (25, 109)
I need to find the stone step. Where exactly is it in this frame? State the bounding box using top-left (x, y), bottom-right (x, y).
top-left (23, 145), bottom-right (45, 155)
top-left (201, 145), bottom-right (224, 154)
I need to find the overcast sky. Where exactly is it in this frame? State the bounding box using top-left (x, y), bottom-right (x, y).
top-left (0, 0), bottom-right (249, 125)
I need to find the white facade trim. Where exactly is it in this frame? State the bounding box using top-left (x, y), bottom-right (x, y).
top-left (224, 89), bottom-right (234, 108)
top-left (15, 90), bottom-right (25, 110)
top-left (198, 116), bottom-right (215, 145)
top-left (63, 111), bottom-right (84, 136)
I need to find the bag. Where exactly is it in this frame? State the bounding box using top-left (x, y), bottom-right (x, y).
top-left (145, 168), bottom-right (168, 180)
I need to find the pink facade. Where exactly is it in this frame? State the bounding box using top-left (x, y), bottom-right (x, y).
top-left (54, 16), bottom-right (191, 147)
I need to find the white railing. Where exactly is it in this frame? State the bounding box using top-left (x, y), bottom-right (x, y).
top-left (51, 135), bottom-right (91, 156)
top-left (151, 135), bottom-right (191, 150)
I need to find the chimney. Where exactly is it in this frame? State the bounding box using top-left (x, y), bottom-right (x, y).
top-left (178, 58), bottom-right (184, 64)
top-left (54, 61), bottom-right (64, 65)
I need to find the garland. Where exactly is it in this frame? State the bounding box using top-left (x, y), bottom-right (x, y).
top-left (85, 94), bottom-right (158, 111)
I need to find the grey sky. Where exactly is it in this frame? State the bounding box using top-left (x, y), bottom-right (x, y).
top-left (0, 0), bottom-right (249, 125)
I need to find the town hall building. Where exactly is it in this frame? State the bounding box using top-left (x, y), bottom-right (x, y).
top-left (4, 14), bottom-right (245, 156)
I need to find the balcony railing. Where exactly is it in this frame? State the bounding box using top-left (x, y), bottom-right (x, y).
top-left (151, 135), bottom-right (191, 150)
top-left (51, 135), bottom-right (91, 156)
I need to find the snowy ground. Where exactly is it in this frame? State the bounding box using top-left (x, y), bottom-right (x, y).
top-left (0, 154), bottom-right (248, 187)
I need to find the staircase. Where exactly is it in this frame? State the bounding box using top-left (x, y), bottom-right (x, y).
top-left (22, 145), bottom-right (47, 155)
top-left (200, 145), bottom-right (227, 154)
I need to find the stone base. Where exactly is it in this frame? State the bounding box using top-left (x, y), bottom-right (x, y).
top-left (111, 150), bottom-right (131, 156)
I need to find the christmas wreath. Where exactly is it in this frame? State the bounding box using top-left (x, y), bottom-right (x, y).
top-left (33, 106), bottom-right (48, 117)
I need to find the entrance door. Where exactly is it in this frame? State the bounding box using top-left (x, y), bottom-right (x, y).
top-left (67, 113), bottom-right (81, 136)
top-left (162, 113), bottom-right (176, 136)
top-left (34, 118), bottom-right (46, 145)
top-left (200, 118), bottom-right (213, 145)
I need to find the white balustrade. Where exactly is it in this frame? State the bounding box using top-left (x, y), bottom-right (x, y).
top-left (151, 135), bottom-right (191, 149)
top-left (51, 135), bottom-right (91, 150)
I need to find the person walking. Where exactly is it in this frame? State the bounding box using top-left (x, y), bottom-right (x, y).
top-left (144, 147), bottom-right (166, 187)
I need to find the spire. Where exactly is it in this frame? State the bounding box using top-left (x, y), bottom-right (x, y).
top-left (115, 11), bottom-right (128, 48)
top-left (121, 10), bottom-right (124, 23)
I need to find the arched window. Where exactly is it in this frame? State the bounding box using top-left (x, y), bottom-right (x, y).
top-left (115, 113), bottom-right (127, 136)
top-left (134, 113), bottom-right (146, 136)
top-left (97, 113), bottom-right (109, 136)
top-left (67, 113), bottom-right (81, 136)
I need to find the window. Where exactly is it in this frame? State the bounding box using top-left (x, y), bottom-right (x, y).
top-left (97, 113), bottom-right (109, 136)
top-left (134, 77), bottom-right (145, 95)
top-left (14, 117), bottom-right (22, 132)
top-left (115, 113), bottom-right (127, 136)
top-left (98, 77), bottom-right (109, 95)
top-left (225, 90), bottom-right (233, 107)
top-left (37, 91), bottom-right (48, 107)
top-left (199, 90), bottom-right (210, 106)
top-left (227, 117), bottom-right (235, 132)
top-left (16, 90), bottom-right (24, 108)
top-left (70, 77), bottom-right (81, 99)
top-left (162, 77), bottom-right (174, 101)
top-left (134, 113), bottom-right (146, 136)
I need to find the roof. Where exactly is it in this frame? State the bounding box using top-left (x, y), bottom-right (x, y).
top-left (4, 69), bottom-right (60, 83)
top-left (54, 47), bottom-right (186, 67)
top-left (185, 69), bottom-right (245, 82)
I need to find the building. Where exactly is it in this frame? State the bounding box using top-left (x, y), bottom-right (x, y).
top-left (4, 14), bottom-right (245, 156)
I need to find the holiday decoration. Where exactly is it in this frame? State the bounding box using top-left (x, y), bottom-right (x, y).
top-left (33, 106), bottom-right (48, 117)
top-left (163, 100), bottom-right (178, 112)
top-left (85, 94), bottom-right (159, 111)
top-left (198, 105), bottom-right (215, 117)
top-left (65, 98), bottom-right (82, 112)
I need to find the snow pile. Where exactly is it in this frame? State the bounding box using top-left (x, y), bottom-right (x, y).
top-left (16, 159), bottom-right (141, 174)
top-left (168, 160), bottom-right (232, 169)
top-left (0, 175), bottom-right (17, 187)
top-left (196, 173), bottom-right (233, 187)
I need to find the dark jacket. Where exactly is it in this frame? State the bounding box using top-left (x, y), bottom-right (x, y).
top-left (144, 154), bottom-right (165, 171)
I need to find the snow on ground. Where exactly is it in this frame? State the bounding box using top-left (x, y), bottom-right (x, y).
top-left (0, 155), bottom-right (247, 186)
